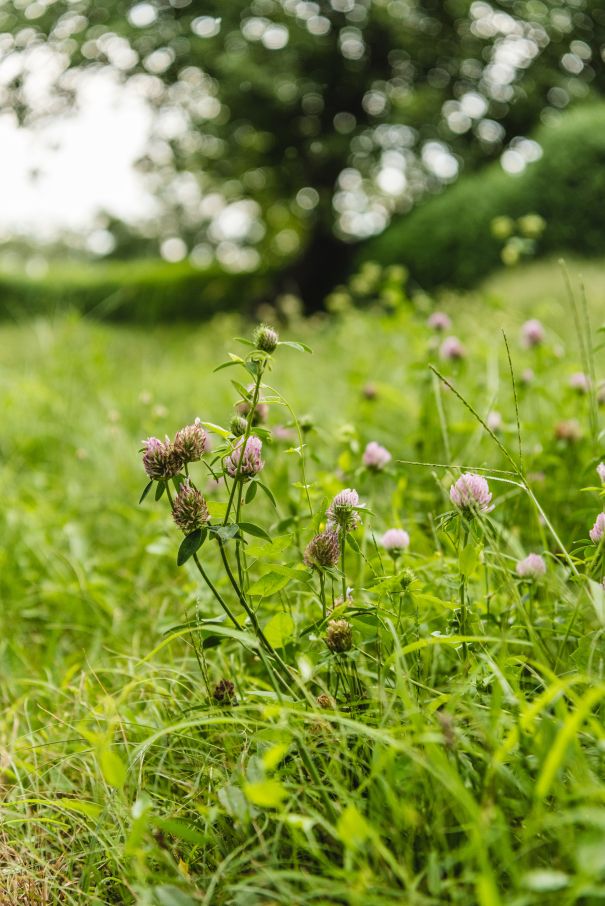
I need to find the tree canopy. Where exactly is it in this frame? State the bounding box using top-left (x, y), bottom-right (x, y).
top-left (2, 0), bottom-right (604, 298)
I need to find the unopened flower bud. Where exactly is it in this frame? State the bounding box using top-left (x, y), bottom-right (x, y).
top-left (230, 415), bottom-right (248, 437)
top-left (400, 568), bottom-right (415, 590)
top-left (325, 619), bottom-right (353, 653)
top-left (316, 693), bottom-right (335, 709)
top-left (172, 480), bottom-right (209, 533)
top-left (253, 323), bottom-right (279, 353)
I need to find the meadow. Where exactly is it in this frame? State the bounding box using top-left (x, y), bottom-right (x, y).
top-left (2, 256), bottom-right (605, 905)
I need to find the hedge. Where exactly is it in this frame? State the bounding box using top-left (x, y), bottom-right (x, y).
top-left (0, 258), bottom-right (275, 322)
top-left (357, 103), bottom-right (605, 289)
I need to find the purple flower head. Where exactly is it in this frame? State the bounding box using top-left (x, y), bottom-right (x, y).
top-left (303, 529), bottom-right (340, 570)
top-left (363, 441), bottom-right (392, 471)
top-left (450, 472), bottom-right (492, 514)
top-left (225, 435), bottom-right (264, 480)
top-left (327, 488), bottom-right (363, 533)
top-left (597, 463), bottom-right (605, 484)
top-left (569, 372), bottom-right (590, 394)
top-left (172, 480), bottom-right (210, 533)
top-left (381, 528), bottom-right (410, 554)
top-left (522, 319), bottom-right (545, 348)
top-left (516, 553), bottom-right (546, 580)
top-left (142, 436), bottom-right (183, 480)
top-left (173, 417), bottom-right (208, 463)
top-left (428, 311), bottom-right (451, 332)
top-left (590, 512), bottom-right (605, 544)
top-left (439, 336), bottom-right (466, 361)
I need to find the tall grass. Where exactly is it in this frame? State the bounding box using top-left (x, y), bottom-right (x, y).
top-left (1, 262), bottom-right (605, 903)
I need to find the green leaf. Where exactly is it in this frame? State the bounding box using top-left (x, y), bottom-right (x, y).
top-left (238, 521), bottom-right (272, 542)
top-left (262, 741), bottom-right (290, 771)
top-left (99, 748), bottom-right (127, 790)
top-left (154, 817), bottom-right (208, 847)
top-left (245, 481), bottom-right (258, 503)
top-left (278, 340), bottom-right (312, 353)
top-left (263, 612), bottom-right (294, 648)
top-left (243, 779), bottom-right (287, 808)
top-left (139, 480), bottom-right (153, 504)
top-left (213, 359), bottom-right (241, 372)
top-left (209, 524), bottom-right (240, 544)
top-left (247, 534), bottom-right (292, 559)
top-left (154, 886), bottom-right (198, 906)
top-left (201, 421), bottom-right (231, 438)
top-left (177, 529), bottom-right (206, 566)
top-left (231, 379), bottom-right (252, 399)
top-left (248, 571), bottom-right (291, 597)
top-left (346, 533), bottom-right (361, 553)
top-left (258, 481), bottom-right (278, 508)
top-left (459, 542), bottom-right (480, 578)
top-left (217, 784), bottom-right (250, 821)
top-left (234, 336), bottom-right (255, 347)
top-left (154, 481), bottom-right (166, 501)
top-left (337, 804), bottom-right (371, 850)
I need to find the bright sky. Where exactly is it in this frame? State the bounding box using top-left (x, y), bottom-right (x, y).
top-left (0, 71), bottom-right (155, 241)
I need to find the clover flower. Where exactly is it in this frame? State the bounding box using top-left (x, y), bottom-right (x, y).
top-left (304, 529), bottom-right (340, 570)
top-left (522, 319), bottom-right (545, 348)
top-left (225, 435), bottom-right (264, 479)
top-left (590, 512), bottom-right (605, 544)
top-left (439, 336), bottom-right (465, 361)
top-left (172, 480), bottom-right (209, 533)
top-left (569, 372), bottom-right (590, 394)
top-left (428, 311), bottom-right (451, 332)
top-left (516, 553), bottom-right (546, 579)
top-left (325, 619), bottom-right (353, 653)
top-left (521, 368), bottom-right (534, 385)
top-left (142, 436), bottom-right (183, 480)
top-left (327, 488), bottom-right (362, 532)
top-left (450, 472), bottom-right (492, 514)
top-left (253, 323), bottom-right (279, 353)
top-left (362, 441), bottom-right (392, 471)
top-left (381, 528), bottom-right (410, 555)
top-left (212, 679), bottom-right (237, 705)
top-left (597, 463), bottom-right (605, 484)
top-left (173, 418), bottom-right (208, 463)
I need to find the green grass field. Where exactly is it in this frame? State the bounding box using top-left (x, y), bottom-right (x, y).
top-left (2, 257), bottom-right (605, 904)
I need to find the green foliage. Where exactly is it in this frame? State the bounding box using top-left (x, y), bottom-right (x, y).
top-left (360, 104), bottom-right (605, 289)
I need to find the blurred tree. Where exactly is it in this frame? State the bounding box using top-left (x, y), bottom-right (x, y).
top-left (2, 0), bottom-right (604, 302)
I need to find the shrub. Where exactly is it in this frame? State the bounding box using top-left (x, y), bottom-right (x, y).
top-left (358, 103), bottom-right (605, 289)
